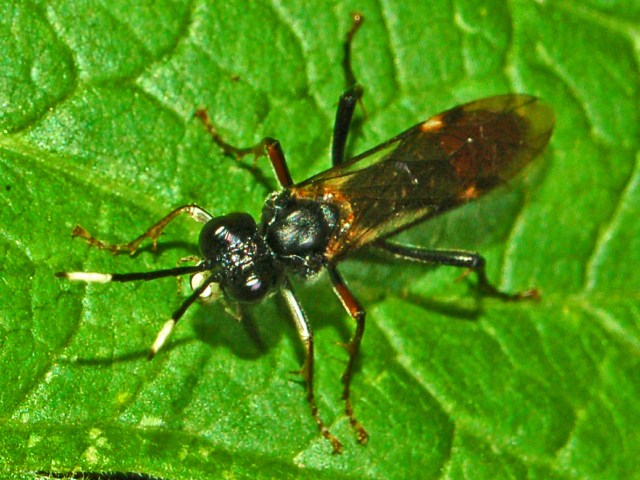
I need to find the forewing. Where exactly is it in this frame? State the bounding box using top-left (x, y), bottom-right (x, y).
top-left (293, 94), bottom-right (555, 261)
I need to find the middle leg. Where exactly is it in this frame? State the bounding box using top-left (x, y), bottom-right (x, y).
top-left (327, 265), bottom-right (369, 444)
top-left (194, 109), bottom-right (293, 188)
top-left (331, 12), bottom-right (365, 166)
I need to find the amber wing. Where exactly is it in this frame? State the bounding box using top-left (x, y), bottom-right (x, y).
top-left (291, 94), bottom-right (555, 262)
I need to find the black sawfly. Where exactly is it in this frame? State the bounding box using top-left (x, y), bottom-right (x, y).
top-left (57, 13), bottom-right (554, 453)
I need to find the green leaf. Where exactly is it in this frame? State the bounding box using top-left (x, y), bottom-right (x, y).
top-left (1, 1), bottom-right (638, 479)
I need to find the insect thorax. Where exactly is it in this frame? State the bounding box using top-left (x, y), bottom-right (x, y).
top-left (260, 191), bottom-right (340, 278)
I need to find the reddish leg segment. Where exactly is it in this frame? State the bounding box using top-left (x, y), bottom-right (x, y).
top-left (332, 12), bottom-right (365, 166)
top-left (72, 204), bottom-right (213, 255)
top-left (327, 266), bottom-right (369, 444)
top-left (194, 109), bottom-right (293, 188)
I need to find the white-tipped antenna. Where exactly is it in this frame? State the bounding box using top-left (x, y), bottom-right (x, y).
top-left (147, 274), bottom-right (219, 358)
top-left (149, 319), bottom-right (176, 358)
top-left (56, 272), bottom-right (113, 283)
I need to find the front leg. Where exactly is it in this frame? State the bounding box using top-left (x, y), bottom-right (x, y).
top-left (280, 278), bottom-right (343, 454)
top-left (72, 204), bottom-right (213, 255)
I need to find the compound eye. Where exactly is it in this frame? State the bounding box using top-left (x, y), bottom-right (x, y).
top-left (199, 213), bottom-right (257, 259)
top-left (223, 273), bottom-right (272, 303)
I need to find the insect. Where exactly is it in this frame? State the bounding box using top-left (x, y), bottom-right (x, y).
top-left (56, 13), bottom-right (554, 453)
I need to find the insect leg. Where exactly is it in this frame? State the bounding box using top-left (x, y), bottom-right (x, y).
top-left (343, 12), bottom-right (364, 91)
top-left (327, 266), bottom-right (369, 444)
top-left (332, 12), bottom-right (364, 166)
top-left (72, 204), bottom-right (213, 255)
top-left (280, 278), bottom-right (343, 454)
top-left (194, 109), bottom-right (293, 187)
top-left (175, 255), bottom-right (202, 296)
top-left (376, 241), bottom-right (539, 300)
